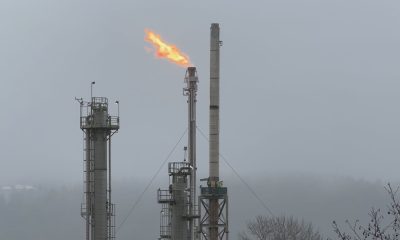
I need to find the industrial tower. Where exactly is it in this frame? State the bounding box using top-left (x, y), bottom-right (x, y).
top-left (199, 23), bottom-right (229, 240)
top-left (78, 95), bottom-right (120, 240)
top-left (158, 67), bottom-right (200, 240)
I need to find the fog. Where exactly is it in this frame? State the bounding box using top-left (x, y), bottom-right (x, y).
top-left (0, 176), bottom-right (391, 239)
top-left (1, 0), bottom-right (400, 239)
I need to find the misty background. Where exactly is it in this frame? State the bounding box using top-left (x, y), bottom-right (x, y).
top-left (1, 0), bottom-right (400, 239)
top-left (0, 176), bottom-right (392, 239)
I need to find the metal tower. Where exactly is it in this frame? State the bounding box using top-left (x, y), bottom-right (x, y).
top-left (157, 67), bottom-right (200, 240)
top-left (78, 96), bottom-right (119, 240)
top-left (199, 23), bottom-right (229, 240)
top-left (185, 67), bottom-right (200, 240)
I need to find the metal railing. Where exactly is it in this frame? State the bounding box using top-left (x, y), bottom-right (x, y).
top-left (91, 97), bottom-right (108, 106)
top-left (107, 116), bottom-right (120, 129)
top-left (200, 186), bottom-right (228, 196)
top-left (80, 203), bottom-right (88, 218)
top-left (108, 203), bottom-right (116, 240)
top-left (168, 162), bottom-right (191, 175)
top-left (185, 203), bottom-right (200, 219)
top-left (160, 205), bottom-right (171, 238)
top-left (80, 116), bottom-right (120, 129)
top-left (158, 189), bottom-right (174, 203)
top-left (160, 226), bottom-right (171, 239)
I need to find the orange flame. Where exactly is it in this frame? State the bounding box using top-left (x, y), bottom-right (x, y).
top-left (145, 29), bottom-right (191, 67)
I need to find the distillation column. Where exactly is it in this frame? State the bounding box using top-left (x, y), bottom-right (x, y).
top-left (79, 97), bottom-right (119, 240)
top-left (171, 163), bottom-right (189, 240)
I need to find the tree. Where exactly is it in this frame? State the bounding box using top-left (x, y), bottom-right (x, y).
top-left (333, 183), bottom-right (400, 240)
top-left (239, 215), bottom-right (323, 240)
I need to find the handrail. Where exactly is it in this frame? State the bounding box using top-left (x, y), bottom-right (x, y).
top-left (80, 116), bottom-right (120, 129)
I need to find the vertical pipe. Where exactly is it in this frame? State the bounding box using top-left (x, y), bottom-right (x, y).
top-left (108, 137), bottom-right (112, 240)
top-left (85, 132), bottom-right (91, 240)
top-left (225, 196), bottom-right (229, 240)
top-left (209, 23), bottom-right (220, 240)
top-left (187, 67), bottom-right (198, 240)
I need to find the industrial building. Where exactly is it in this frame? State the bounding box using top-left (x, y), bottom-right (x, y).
top-left (77, 23), bottom-right (228, 240)
top-left (157, 23), bottom-right (229, 240)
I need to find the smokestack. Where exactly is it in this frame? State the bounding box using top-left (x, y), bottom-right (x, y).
top-left (199, 23), bottom-right (228, 240)
top-left (209, 23), bottom-right (221, 240)
top-left (209, 23), bottom-right (220, 184)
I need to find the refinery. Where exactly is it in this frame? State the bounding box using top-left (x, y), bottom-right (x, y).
top-left (77, 23), bottom-right (229, 240)
top-left (3, 2), bottom-right (400, 240)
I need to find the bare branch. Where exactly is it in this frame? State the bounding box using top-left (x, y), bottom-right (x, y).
top-left (333, 183), bottom-right (400, 240)
top-left (239, 215), bottom-right (322, 240)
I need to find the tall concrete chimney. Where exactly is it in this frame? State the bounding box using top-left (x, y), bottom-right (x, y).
top-left (199, 23), bottom-right (228, 240)
top-left (209, 23), bottom-right (220, 185)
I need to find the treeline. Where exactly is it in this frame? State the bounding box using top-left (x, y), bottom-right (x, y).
top-left (0, 176), bottom-right (392, 239)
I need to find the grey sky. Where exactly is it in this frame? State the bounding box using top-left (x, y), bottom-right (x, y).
top-left (1, 0), bottom-right (400, 185)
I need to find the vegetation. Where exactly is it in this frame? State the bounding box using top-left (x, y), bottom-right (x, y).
top-left (239, 215), bottom-right (322, 240)
top-left (333, 184), bottom-right (400, 240)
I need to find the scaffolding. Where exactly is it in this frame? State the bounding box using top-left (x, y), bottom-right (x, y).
top-left (199, 183), bottom-right (228, 240)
